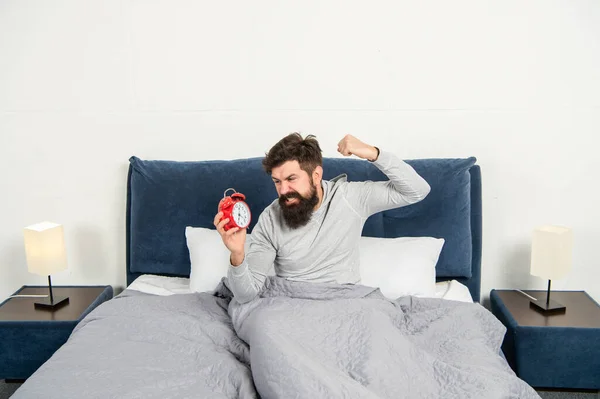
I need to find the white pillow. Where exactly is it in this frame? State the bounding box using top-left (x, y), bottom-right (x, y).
top-left (185, 226), bottom-right (252, 293)
top-left (358, 236), bottom-right (445, 299)
top-left (186, 226), bottom-right (444, 299)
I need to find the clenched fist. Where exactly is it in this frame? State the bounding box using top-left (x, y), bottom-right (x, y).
top-left (337, 135), bottom-right (379, 161)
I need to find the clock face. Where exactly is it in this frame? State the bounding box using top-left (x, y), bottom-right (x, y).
top-left (232, 202), bottom-right (251, 228)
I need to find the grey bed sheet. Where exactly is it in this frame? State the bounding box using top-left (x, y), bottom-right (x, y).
top-left (12, 289), bottom-right (258, 399)
top-left (13, 277), bottom-right (540, 399)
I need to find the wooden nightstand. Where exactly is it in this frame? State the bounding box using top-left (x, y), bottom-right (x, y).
top-left (0, 285), bottom-right (113, 380)
top-left (490, 290), bottom-right (600, 390)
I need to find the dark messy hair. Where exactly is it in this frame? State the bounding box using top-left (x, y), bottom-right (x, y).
top-left (262, 133), bottom-right (323, 175)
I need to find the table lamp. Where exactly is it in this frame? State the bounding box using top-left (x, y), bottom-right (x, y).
top-left (529, 225), bottom-right (572, 314)
top-left (23, 222), bottom-right (70, 310)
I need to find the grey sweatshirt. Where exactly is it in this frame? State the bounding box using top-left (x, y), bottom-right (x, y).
top-left (227, 150), bottom-right (431, 304)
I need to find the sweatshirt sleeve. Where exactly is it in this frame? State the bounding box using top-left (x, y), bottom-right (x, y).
top-left (343, 149), bottom-right (431, 218)
top-left (226, 211), bottom-right (277, 304)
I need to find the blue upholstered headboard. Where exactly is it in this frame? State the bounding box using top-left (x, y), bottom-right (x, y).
top-left (126, 155), bottom-right (482, 302)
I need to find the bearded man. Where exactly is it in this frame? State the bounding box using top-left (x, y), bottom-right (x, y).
top-left (214, 133), bottom-right (431, 304)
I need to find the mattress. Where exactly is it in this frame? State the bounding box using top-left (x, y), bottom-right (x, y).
top-left (126, 274), bottom-right (474, 303)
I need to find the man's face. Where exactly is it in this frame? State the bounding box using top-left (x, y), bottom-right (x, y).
top-left (271, 161), bottom-right (320, 229)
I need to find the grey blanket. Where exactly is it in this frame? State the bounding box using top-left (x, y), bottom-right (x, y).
top-left (228, 276), bottom-right (541, 399)
top-left (12, 290), bottom-right (258, 399)
top-left (13, 278), bottom-right (541, 399)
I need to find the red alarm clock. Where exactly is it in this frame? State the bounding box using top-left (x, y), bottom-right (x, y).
top-left (218, 188), bottom-right (251, 231)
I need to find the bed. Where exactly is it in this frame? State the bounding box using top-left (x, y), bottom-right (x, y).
top-left (12, 154), bottom-right (541, 399)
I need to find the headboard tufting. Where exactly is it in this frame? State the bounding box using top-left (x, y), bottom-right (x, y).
top-left (126, 155), bottom-right (482, 301)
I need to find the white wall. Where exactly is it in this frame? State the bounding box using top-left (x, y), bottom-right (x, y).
top-left (1, 0), bottom-right (599, 304)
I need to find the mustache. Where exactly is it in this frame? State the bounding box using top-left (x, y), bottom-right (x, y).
top-left (279, 191), bottom-right (304, 201)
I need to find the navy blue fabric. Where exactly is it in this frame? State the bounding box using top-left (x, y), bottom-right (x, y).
top-left (491, 290), bottom-right (600, 389)
top-left (381, 157), bottom-right (475, 278)
top-left (127, 156), bottom-right (275, 279)
top-left (0, 285), bottom-right (113, 380)
top-left (320, 157), bottom-right (476, 281)
top-left (445, 165), bottom-right (481, 302)
top-left (0, 321), bottom-right (77, 380)
top-left (127, 155), bottom-right (480, 299)
top-left (490, 290), bottom-right (519, 372)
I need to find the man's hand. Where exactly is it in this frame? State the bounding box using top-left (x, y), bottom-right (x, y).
top-left (337, 134), bottom-right (378, 161)
top-left (214, 211), bottom-right (246, 266)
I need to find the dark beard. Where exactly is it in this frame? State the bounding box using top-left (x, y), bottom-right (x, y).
top-left (278, 184), bottom-right (319, 229)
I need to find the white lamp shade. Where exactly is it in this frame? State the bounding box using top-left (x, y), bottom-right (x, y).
top-left (530, 225), bottom-right (572, 280)
top-left (23, 222), bottom-right (68, 275)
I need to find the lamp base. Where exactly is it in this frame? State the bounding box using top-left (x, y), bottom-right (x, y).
top-left (529, 298), bottom-right (566, 314)
top-left (34, 296), bottom-right (69, 310)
